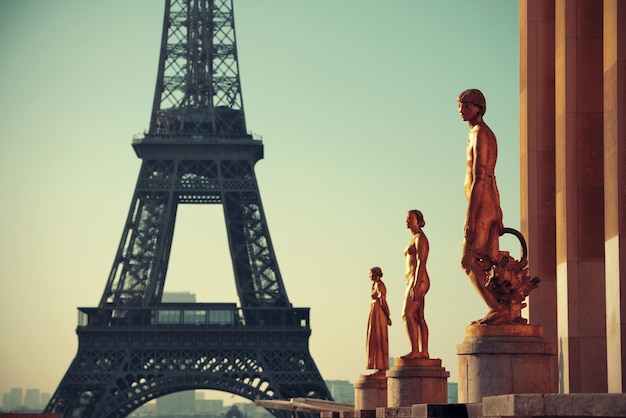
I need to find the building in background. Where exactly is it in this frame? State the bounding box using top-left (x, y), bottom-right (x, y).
top-left (155, 391), bottom-right (195, 416)
top-left (24, 389), bottom-right (40, 410)
top-left (447, 382), bottom-right (458, 403)
top-left (162, 292), bottom-right (196, 303)
top-left (325, 380), bottom-right (354, 404)
top-left (39, 394), bottom-right (50, 409)
top-left (1, 389), bottom-right (51, 412)
top-left (195, 393), bottom-right (224, 417)
top-left (2, 389), bottom-right (24, 411)
top-left (1, 394), bottom-right (10, 411)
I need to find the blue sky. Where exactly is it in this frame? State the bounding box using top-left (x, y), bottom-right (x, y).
top-left (0, 0), bottom-right (520, 403)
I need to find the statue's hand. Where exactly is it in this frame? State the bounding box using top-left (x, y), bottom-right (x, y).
top-left (388, 318), bottom-right (392, 326)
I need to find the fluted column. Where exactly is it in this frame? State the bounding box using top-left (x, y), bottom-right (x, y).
top-left (554, 0), bottom-right (607, 393)
top-left (604, 0), bottom-right (626, 394)
top-left (519, 0), bottom-right (558, 353)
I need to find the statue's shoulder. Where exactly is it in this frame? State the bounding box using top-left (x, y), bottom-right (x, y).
top-left (476, 121), bottom-right (495, 137)
top-left (472, 124), bottom-right (497, 148)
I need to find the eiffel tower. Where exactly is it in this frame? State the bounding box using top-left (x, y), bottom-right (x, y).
top-left (44, 1), bottom-right (332, 417)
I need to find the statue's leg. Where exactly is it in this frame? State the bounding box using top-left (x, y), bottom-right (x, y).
top-left (401, 298), bottom-right (421, 358)
top-left (462, 246), bottom-right (508, 324)
top-left (417, 301), bottom-right (429, 358)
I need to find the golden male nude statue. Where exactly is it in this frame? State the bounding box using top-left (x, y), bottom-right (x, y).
top-left (458, 89), bottom-right (507, 325)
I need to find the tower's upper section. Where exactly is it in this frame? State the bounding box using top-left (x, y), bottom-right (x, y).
top-left (147, 0), bottom-right (247, 137)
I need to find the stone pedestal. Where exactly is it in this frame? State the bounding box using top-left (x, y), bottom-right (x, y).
top-left (386, 358), bottom-right (449, 407)
top-left (354, 374), bottom-right (387, 410)
top-left (456, 324), bottom-right (557, 403)
top-left (482, 393), bottom-right (626, 417)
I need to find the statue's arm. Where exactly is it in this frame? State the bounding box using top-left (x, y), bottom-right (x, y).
top-left (380, 285), bottom-right (392, 325)
top-left (410, 237), bottom-right (429, 299)
top-left (465, 131), bottom-right (490, 240)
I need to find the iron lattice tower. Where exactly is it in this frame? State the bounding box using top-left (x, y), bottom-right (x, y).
top-left (45, 1), bottom-right (331, 417)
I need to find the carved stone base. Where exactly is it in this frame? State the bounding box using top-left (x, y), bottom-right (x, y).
top-left (386, 358), bottom-right (449, 407)
top-left (354, 374), bottom-right (387, 410)
top-left (456, 324), bottom-right (557, 403)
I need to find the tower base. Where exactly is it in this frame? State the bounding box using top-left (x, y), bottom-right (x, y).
top-left (386, 358), bottom-right (449, 407)
top-left (456, 324), bottom-right (557, 403)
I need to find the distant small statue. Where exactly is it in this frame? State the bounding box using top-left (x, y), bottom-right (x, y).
top-left (458, 89), bottom-right (540, 325)
top-left (402, 210), bottom-right (430, 359)
top-left (366, 266), bottom-right (392, 376)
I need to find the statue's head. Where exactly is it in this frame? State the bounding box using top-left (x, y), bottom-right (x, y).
top-left (457, 89), bottom-right (486, 116)
top-left (408, 209), bottom-right (426, 228)
top-left (370, 266), bottom-right (383, 278)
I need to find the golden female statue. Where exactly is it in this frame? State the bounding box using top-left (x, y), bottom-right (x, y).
top-left (366, 266), bottom-right (392, 375)
top-left (402, 209), bottom-right (430, 359)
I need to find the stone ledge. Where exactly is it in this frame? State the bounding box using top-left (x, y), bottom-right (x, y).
top-left (411, 403), bottom-right (469, 418)
top-left (465, 324), bottom-right (543, 337)
top-left (386, 366), bottom-right (450, 379)
top-left (321, 410), bottom-right (377, 418)
top-left (465, 403), bottom-right (483, 418)
top-left (394, 358), bottom-right (443, 368)
top-left (482, 393), bottom-right (626, 417)
top-left (456, 337), bottom-right (555, 355)
top-left (375, 406), bottom-right (413, 418)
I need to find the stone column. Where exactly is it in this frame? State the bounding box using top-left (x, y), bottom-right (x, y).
top-left (456, 325), bottom-right (557, 403)
top-left (554, 0), bottom-right (607, 393)
top-left (386, 358), bottom-right (448, 408)
top-left (603, 0), bottom-right (626, 393)
top-left (353, 375), bottom-right (387, 410)
top-left (519, 0), bottom-right (558, 351)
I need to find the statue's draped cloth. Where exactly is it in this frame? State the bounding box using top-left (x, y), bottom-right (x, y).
top-left (366, 281), bottom-right (389, 369)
